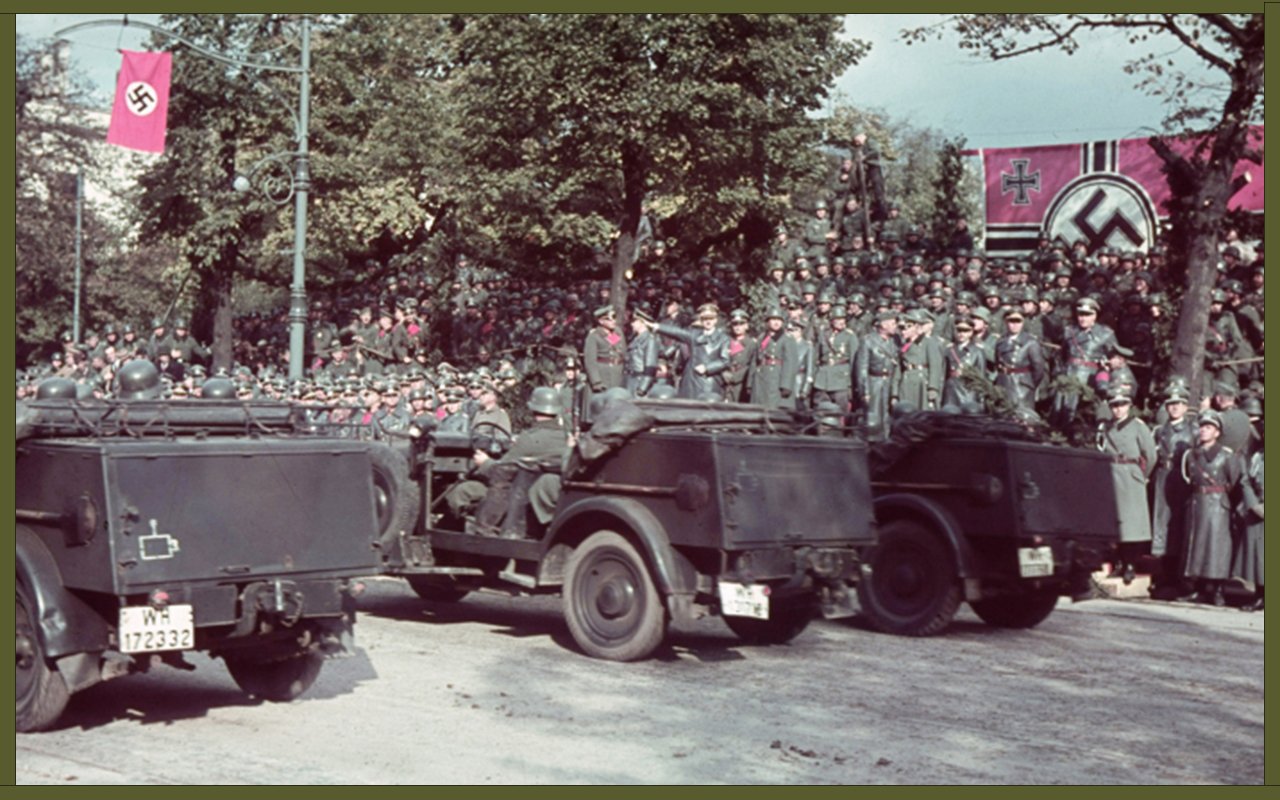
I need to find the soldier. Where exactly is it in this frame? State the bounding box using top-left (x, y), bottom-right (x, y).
top-left (1233, 436), bottom-right (1264, 611)
top-left (374, 380), bottom-right (412, 438)
top-left (624, 309), bottom-right (660, 398)
top-left (1213, 382), bottom-right (1252, 454)
top-left (750, 307), bottom-right (788, 409)
top-left (941, 317), bottom-right (988, 410)
top-left (1094, 343), bottom-right (1138, 420)
top-left (583, 305), bottom-right (626, 394)
top-left (802, 200), bottom-right (833, 251)
top-left (1181, 410), bottom-right (1245, 606)
top-left (854, 310), bottom-right (900, 441)
top-left (1097, 390), bottom-right (1157, 584)
top-left (993, 308), bottom-right (1047, 416)
top-left (1205, 289), bottom-right (1255, 387)
top-left (813, 305), bottom-right (857, 410)
top-left (656, 303), bottom-right (732, 400)
top-left (168, 318), bottom-right (209, 367)
top-left (470, 381), bottom-right (513, 441)
top-left (780, 317), bottom-right (814, 411)
top-left (1050, 296), bottom-right (1118, 430)
top-left (145, 318), bottom-right (173, 362)
top-left (723, 309), bottom-right (757, 403)
top-left (897, 309), bottom-right (943, 412)
top-left (1149, 387), bottom-right (1199, 598)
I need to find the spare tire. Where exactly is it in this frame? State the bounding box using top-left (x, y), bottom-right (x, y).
top-left (368, 442), bottom-right (420, 557)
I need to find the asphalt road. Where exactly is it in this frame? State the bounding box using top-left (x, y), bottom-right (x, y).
top-left (16, 578), bottom-right (1265, 785)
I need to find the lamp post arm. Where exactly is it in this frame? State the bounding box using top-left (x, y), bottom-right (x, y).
top-left (53, 18), bottom-right (306, 74)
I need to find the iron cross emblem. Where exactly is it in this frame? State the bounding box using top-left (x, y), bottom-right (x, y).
top-left (1000, 159), bottom-right (1041, 206)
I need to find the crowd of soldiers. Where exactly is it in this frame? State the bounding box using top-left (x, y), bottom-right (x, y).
top-left (20, 160), bottom-right (1264, 609)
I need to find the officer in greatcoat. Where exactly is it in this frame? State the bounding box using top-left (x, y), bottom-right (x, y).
top-left (779, 318), bottom-right (814, 410)
top-left (854, 309), bottom-right (900, 441)
top-left (1181, 410), bottom-right (1245, 606)
top-left (993, 308), bottom-right (1047, 416)
top-left (583, 305), bottom-right (627, 393)
top-left (896, 309), bottom-right (943, 412)
top-left (749, 307), bottom-right (788, 409)
top-left (656, 303), bottom-right (732, 400)
top-left (1233, 443), bottom-right (1264, 611)
top-left (1050, 296), bottom-right (1118, 429)
top-left (812, 305), bottom-right (857, 410)
top-left (624, 309), bottom-right (659, 397)
top-left (941, 317), bottom-right (988, 410)
top-left (1096, 390), bottom-right (1157, 584)
top-left (1149, 387), bottom-right (1199, 598)
top-left (722, 309), bottom-right (757, 403)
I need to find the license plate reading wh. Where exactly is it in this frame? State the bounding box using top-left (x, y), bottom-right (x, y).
top-left (119, 604), bottom-right (195, 653)
top-left (1017, 546), bottom-right (1054, 578)
top-left (718, 582), bottom-right (770, 620)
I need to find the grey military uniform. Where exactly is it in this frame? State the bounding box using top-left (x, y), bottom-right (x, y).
top-left (1182, 443), bottom-right (1245, 581)
top-left (813, 328), bottom-right (857, 409)
top-left (994, 331), bottom-right (1047, 413)
top-left (625, 330), bottom-right (660, 397)
top-left (656, 323), bottom-right (732, 400)
top-left (1097, 415), bottom-right (1157, 543)
top-left (750, 330), bottom-right (787, 409)
top-left (854, 333), bottom-right (900, 441)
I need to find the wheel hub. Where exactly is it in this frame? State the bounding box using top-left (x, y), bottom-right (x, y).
top-left (595, 578), bottom-right (635, 619)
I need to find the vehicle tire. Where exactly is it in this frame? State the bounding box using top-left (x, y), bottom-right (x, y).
top-left (564, 531), bottom-right (667, 662)
top-left (368, 442), bottom-right (420, 551)
top-left (723, 598), bottom-right (815, 645)
top-left (225, 652), bottom-right (324, 702)
top-left (16, 585), bottom-right (70, 733)
top-left (406, 575), bottom-right (470, 604)
top-left (970, 588), bottom-right (1059, 629)
top-left (857, 519), bottom-right (962, 636)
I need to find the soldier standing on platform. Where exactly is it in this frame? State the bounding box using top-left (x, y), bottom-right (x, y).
top-left (813, 304), bottom-right (857, 410)
top-left (723, 309), bottom-right (757, 403)
top-left (750, 307), bottom-right (788, 409)
top-left (1050, 296), bottom-right (1118, 429)
top-left (780, 318), bottom-right (814, 410)
top-left (583, 306), bottom-right (626, 394)
top-left (1097, 391), bottom-right (1157, 584)
top-left (1182, 410), bottom-right (1245, 606)
top-left (994, 308), bottom-right (1047, 416)
top-left (896, 309), bottom-right (943, 412)
top-left (656, 303), bottom-right (732, 400)
top-left (855, 310), bottom-right (900, 441)
top-left (624, 309), bottom-right (659, 397)
top-left (941, 317), bottom-right (988, 410)
top-left (1150, 387), bottom-right (1199, 598)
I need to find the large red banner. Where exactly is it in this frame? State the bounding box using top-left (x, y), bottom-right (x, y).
top-left (106, 50), bottom-right (172, 154)
top-left (979, 126), bottom-right (1263, 255)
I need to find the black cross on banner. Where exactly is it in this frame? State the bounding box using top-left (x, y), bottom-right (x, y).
top-left (1000, 159), bottom-right (1041, 206)
top-left (126, 82), bottom-right (157, 115)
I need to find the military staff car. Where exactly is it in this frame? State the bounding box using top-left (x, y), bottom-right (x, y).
top-left (16, 371), bottom-right (382, 732)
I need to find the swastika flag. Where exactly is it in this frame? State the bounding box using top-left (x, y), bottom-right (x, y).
top-left (106, 50), bottom-right (172, 154)
top-left (978, 127), bottom-right (1263, 255)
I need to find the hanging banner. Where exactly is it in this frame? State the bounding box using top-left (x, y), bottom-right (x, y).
top-left (106, 50), bottom-right (172, 154)
top-left (979, 126), bottom-right (1263, 255)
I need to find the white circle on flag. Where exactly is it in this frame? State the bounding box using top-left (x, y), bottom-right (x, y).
top-left (124, 81), bottom-right (159, 117)
top-left (1043, 174), bottom-right (1157, 254)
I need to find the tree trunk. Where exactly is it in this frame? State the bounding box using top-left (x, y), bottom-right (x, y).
top-left (612, 140), bottom-right (645, 317)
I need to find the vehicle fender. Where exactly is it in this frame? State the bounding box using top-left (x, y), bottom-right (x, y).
top-left (16, 524), bottom-right (111, 658)
top-left (872, 493), bottom-right (976, 579)
top-left (548, 496), bottom-right (693, 596)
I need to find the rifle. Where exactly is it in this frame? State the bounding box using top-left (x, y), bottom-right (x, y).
top-left (1212, 355), bottom-right (1265, 367)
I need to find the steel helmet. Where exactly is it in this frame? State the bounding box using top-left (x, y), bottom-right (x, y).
top-left (116, 359), bottom-right (162, 400)
top-left (201, 377), bottom-right (236, 399)
top-left (35, 377), bottom-right (77, 400)
top-left (526, 386), bottom-right (564, 416)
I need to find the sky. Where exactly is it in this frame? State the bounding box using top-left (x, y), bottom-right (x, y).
top-left (17, 13), bottom-right (1214, 151)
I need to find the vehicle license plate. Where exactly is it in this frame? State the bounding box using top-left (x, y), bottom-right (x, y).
top-left (119, 604), bottom-right (195, 653)
top-left (1017, 546), bottom-right (1054, 578)
top-left (718, 582), bottom-right (770, 619)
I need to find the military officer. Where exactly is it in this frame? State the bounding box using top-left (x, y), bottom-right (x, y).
top-left (993, 308), bottom-right (1047, 416)
top-left (1097, 390), bottom-right (1157, 583)
top-left (941, 317), bottom-right (988, 410)
top-left (813, 305), bottom-right (857, 410)
top-left (1050, 296), bottom-right (1118, 429)
top-left (750, 307), bottom-right (788, 409)
top-left (583, 305), bottom-right (627, 393)
top-left (656, 303), bottom-right (732, 400)
top-left (624, 308), bottom-right (660, 397)
top-left (855, 309), bottom-right (900, 441)
top-left (897, 309), bottom-right (943, 412)
top-left (779, 318), bottom-right (814, 410)
top-left (1181, 410), bottom-right (1245, 606)
top-left (1150, 387), bottom-right (1199, 598)
top-left (723, 309), bottom-right (757, 403)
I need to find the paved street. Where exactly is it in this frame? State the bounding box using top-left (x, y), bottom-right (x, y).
top-left (17, 578), bottom-right (1265, 785)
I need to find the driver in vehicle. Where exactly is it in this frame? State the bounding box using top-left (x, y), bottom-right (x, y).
top-left (442, 386), bottom-right (572, 537)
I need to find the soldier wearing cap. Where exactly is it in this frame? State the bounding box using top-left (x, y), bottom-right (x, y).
top-left (470, 380), bottom-right (513, 441)
top-left (1181, 409), bottom-right (1246, 606)
top-left (1211, 381), bottom-right (1252, 455)
top-left (1096, 389), bottom-right (1157, 583)
top-left (941, 316), bottom-right (988, 410)
top-left (625, 308), bottom-right (660, 397)
top-left (657, 303), bottom-right (732, 400)
top-left (438, 386), bottom-right (471, 434)
top-left (722, 308), bottom-right (757, 403)
top-left (780, 316), bottom-right (814, 410)
top-left (993, 306), bottom-right (1046, 416)
top-left (1150, 384), bottom-right (1199, 598)
top-left (896, 308), bottom-right (943, 412)
top-left (812, 304), bottom-right (857, 411)
top-left (583, 305), bottom-right (627, 393)
top-left (749, 307), bottom-right (788, 408)
top-left (1094, 342), bottom-right (1138, 418)
top-left (1049, 295), bottom-right (1119, 430)
top-left (855, 309), bottom-right (900, 441)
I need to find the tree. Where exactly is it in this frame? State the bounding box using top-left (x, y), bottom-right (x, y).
top-left (903, 13), bottom-right (1264, 402)
top-left (444, 15), bottom-right (868, 310)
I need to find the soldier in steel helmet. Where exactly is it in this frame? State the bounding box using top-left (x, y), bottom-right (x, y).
top-left (1181, 409), bottom-right (1246, 606)
top-left (1149, 384), bottom-right (1199, 599)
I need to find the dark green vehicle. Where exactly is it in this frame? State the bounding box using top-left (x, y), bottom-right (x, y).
top-left (16, 393), bottom-right (381, 732)
top-left (859, 412), bottom-right (1122, 636)
top-left (377, 398), bottom-right (876, 662)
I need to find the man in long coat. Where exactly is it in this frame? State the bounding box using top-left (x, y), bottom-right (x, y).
top-left (656, 303), bottom-right (732, 400)
top-left (812, 305), bottom-right (857, 411)
top-left (994, 308), bottom-right (1047, 416)
top-left (1150, 388), bottom-right (1199, 598)
top-left (583, 306), bottom-right (626, 393)
top-left (1096, 390), bottom-right (1157, 583)
top-left (1050, 296), bottom-right (1118, 429)
top-left (896, 309), bottom-right (943, 412)
top-left (854, 310), bottom-right (900, 441)
top-left (941, 317), bottom-right (988, 410)
top-left (749, 308), bottom-right (787, 408)
top-left (624, 309), bottom-right (659, 397)
top-left (1182, 410), bottom-right (1245, 606)
top-left (722, 309), bottom-right (758, 403)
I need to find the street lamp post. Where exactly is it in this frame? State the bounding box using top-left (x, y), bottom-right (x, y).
top-left (55, 15), bottom-right (312, 380)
